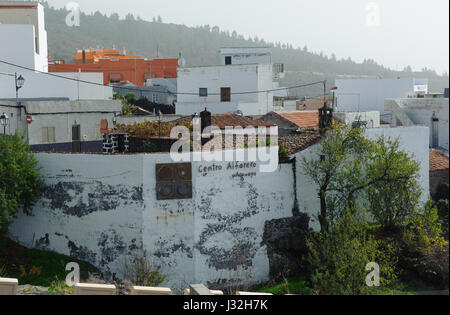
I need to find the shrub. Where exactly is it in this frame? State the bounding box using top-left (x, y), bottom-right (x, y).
top-left (124, 250), bottom-right (166, 287)
top-left (307, 209), bottom-right (398, 295)
top-left (0, 134), bottom-right (45, 233)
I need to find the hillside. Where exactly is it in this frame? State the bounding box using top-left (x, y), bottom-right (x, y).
top-left (44, 3), bottom-right (449, 97)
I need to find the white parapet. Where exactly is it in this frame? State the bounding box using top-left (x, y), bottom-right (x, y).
top-left (74, 283), bottom-right (116, 295)
top-left (236, 291), bottom-right (273, 295)
top-left (0, 278), bottom-right (18, 295)
top-left (184, 288), bottom-right (224, 295)
top-left (130, 286), bottom-right (173, 295)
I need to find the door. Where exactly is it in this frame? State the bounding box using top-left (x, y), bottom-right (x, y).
top-left (72, 124), bottom-right (81, 152)
top-left (221, 87), bottom-right (231, 102)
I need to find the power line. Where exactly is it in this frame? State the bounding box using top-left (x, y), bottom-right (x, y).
top-left (0, 59), bottom-right (326, 96)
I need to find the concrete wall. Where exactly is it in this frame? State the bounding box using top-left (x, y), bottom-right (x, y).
top-left (219, 47), bottom-right (272, 65)
top-left (176, 64), bottom-right (273, 116)
top-left (0, 100), bottom-right (122, 145)
top-left (8, 150), bottom-right (295, 292)
top-left (295, 125), bottom-right (430, 231)
top-left (333, 111), bottom-right (381, 128)
top-left (335, 78), bottom-right (428, 120)
top-left (387, 98), bottom-right (449, 152)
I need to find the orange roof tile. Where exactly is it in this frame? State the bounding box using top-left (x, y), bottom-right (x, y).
top-left (430, 149), bottom-right (449, 172)
top-left (275, 112), bottom-right (319, 128)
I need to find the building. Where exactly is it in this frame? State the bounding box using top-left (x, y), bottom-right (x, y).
top-left (49, 47), bottom-right (178, 86)
top-left (113, 83), bottom-right (176, 106)
top-left (335, 78), bottom-right (428, 121)
top-left (176, 47), bottom-right (283, 116)
top-left (260, 111), bottom-right (319, 135)
top-left (429, 149), bottom-right (449, 198)
top-left (385, 97), bottom-right (449, 153)
top-left (0, 1), bottom-right (112, 100)
top-left (0, 99), bottom-right (122, 150)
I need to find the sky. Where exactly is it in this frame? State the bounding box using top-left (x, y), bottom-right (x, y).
top-left (47, 0), bottom-right (449, 74)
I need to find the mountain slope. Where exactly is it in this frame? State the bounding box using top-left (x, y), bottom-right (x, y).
top-left (44, 3), bottom-right (449, 97)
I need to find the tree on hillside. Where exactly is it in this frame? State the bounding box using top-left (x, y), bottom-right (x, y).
top-left (300, 123), bottom-right (421, 232)
top-left (0, 134), bottom-right (45, 234)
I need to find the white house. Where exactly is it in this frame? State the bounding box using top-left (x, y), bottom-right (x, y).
top-left (176, 48), bottom-right (281, 116)
top-left (386, 97), bottom-right (449, 153)
top-left (335, 78), bottom-right (428, 121)
top-left (0, 1), bottom-right (112, 100)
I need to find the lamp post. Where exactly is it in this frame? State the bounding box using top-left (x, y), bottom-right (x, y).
top-left (157, 110), bottom-right (162, 151)
top-left (0, 113), bottom-right (9, 135)
top-left (15, 73), bottom-right (25, 103)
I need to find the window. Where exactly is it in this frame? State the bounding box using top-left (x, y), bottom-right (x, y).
top-left (221, 87), bottom-right (231, 102)
top-left (199, 88), bottom-right (208, 97)
top-left (152, 94), bottom-right (160, 103)
top-left (225, 56), bottom-right (232, 65)
top-left (42, 127), bottom-right (56, 144)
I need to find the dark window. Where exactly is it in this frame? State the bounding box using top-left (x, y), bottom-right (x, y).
top-left (199, 88), bottom-right (208, 97)
top-left (221, 87), bottom-right (231, 102)
top-left (72, 125), bottom-right (81, 153)
top-left (225, 56), bottom-right (232, 65)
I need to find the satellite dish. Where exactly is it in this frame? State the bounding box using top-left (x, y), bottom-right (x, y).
top-left (178, 57), bottom-right (186, 67)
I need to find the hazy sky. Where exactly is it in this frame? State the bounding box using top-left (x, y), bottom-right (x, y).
top-left (47, 0), bottom-right (449, 74)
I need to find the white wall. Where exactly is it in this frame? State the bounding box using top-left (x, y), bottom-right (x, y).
top-left (295, 125), bottom-right (430, 231)
top-left (335, 78), bottom-right (428, 120)
top-left (387, 98), bottom-right (449, 152)
top-left (219, 47), bottom-right (272, 65)
top-left (0, 71), bottom-right (112, 100)
top-left (176, 64), bottom-right (273, 116)
top-left (0, 100), bottom-right (122, 144)
top-left (8, 150), bottom-right (295, 291)
top-left (333, 111), bottom-right (381, 128)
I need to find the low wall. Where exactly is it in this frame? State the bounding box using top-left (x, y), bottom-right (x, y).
top-left (8, 150), bottom-right (295, 292)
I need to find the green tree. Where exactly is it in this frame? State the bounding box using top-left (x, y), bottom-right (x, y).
top-left (301, 123), bottom-right (421, 232)
top-left (0, 134), bottom-right (45, 233)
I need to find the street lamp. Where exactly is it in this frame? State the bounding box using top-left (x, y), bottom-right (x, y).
top-left (0, 113), bottom-right (9, 135)
top-left (15, 73), bottom-right (25, 103)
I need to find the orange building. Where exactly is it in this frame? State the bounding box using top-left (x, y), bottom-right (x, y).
top-left (49, 48), bottom-right (178, 86)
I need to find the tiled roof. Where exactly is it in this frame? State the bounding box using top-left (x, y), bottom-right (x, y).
top-left (430, 149), bottom-right (449, 172)
top-left (275, 111), bottom-right (319, 128)
top-left (173, 113), bottom-right (276, 129)
top-left (279, 134), bottom-right (322, 155)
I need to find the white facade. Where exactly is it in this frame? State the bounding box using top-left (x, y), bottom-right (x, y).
top-left (0, 1), bottom-right (48, 72)
top-left (0, 2), bottom-right (112, 100)
top-left (219, 47), bottom-right (272, 65)
top-left (333, 111), bottom-right (381, 128)
top-left (335, 78), bottom-right (429, 121)
top-left (176, 64), bottom-right (274, 116)
top-left (8, 150), bottom-right (294, 292)
top-left (295, 125), bottom-right (430, 231)
top-left (386, 98), bottom-right (449, 152)
top-left (0, 99), bottom-right (122, 145)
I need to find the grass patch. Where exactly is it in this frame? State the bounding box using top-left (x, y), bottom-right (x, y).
top-left (0, 235), bottom-right (99, 287)
top-left (251, 278), bottom-right (314, 295)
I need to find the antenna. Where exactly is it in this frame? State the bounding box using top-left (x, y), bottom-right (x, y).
top-left (178, 52), bottom-right (186, 67)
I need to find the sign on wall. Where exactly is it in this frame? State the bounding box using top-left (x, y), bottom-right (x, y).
top-left (156, 163), bottom-right (192, 200)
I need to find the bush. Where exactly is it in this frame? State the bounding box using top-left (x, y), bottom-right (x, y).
top-left (124, 250), bottom-right (166, 287)
top-left (0, 134), bottom-right (45, 233)
top-left (306, 209), bottom-right (398, 295)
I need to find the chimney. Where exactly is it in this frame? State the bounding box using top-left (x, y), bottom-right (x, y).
top-left (123, 47), bottom-right (127, 55)
top-left (318, 102), bottom-right (333, 135)
top-left (431, 112), bottom-right (439, 148)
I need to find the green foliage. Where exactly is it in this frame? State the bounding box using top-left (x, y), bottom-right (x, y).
top-left (365, 137), bottom-right (421, 228)
top-left (0, 134), bottom-right (45, 234)
top-left (47, 276), bottom-right (74, 295)
top-left (306, 209), bottom-right (398, 295)
top-left (251, 277), bottom-right (313, 295)
top-left (0, 264), bottom-right (6, 277)
top-left (0, 235), bottom-right (99, 286)
top-left (124, 250), bottom-right (167, 287)
top-left (113, 92), bottom-right (137, 116)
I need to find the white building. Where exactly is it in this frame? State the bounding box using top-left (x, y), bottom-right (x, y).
top-left (0, 99), bottom-right (122, 147)
top-left (176, 47), bottom-right (282, 116)
top-left (386, 97), bottom-right (449, 153)
top-left (335, 78), bottom-right (428, 121)
top-left (0, 1), bottom-right (112, 100)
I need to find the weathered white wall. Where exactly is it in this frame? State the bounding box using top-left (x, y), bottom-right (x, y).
top-left (0, 100), bottom-right (122, 144)
top-left (176, 64), bottom-right (273, 116)
top-left (333, 111), bottom-right (381, 128)
top-left (219, 47), bottom-right (272, 65)
top-left (8, 149), bottom-right (295, 292)
top-left (295, 125), bottom-right (430, 231)
top-left (335, 78), bottom-right (428, 120)
top-left (387, 98), bottom-right (449, 152)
